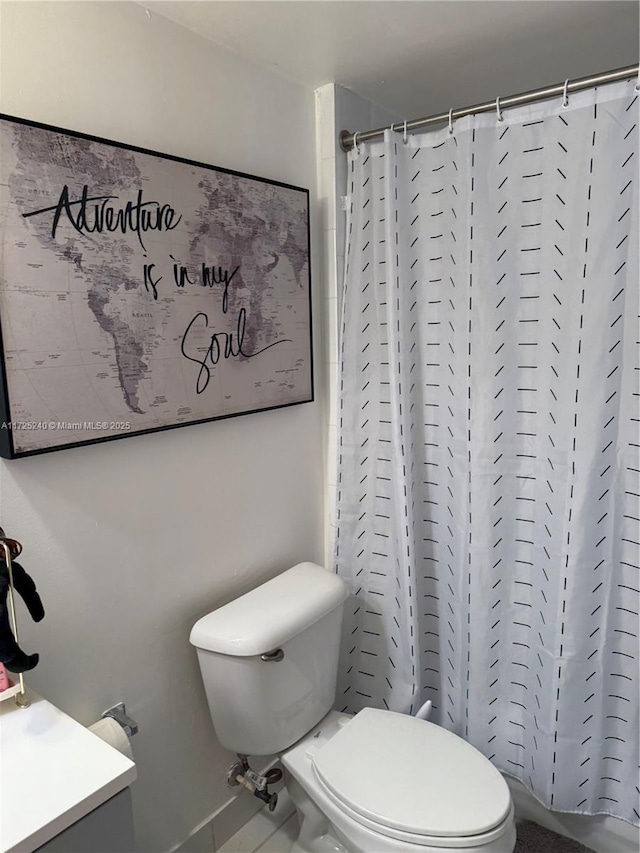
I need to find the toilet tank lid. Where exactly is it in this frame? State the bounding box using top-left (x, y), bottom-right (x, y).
top-left (189, 562), bottom-right (349, 656)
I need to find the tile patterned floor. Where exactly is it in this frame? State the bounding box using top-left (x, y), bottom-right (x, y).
top-left (251, 815), bottom-right (299, 853)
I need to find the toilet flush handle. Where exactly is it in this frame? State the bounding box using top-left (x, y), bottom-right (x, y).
top-left (260, 648), bottom-right (284, 662)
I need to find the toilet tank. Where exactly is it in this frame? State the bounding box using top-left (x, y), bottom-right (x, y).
top-left (190, 563), bottom-right (349, 756)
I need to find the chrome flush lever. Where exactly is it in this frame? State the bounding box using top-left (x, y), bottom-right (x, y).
top-left (260, 648), bottom-right (284, 662)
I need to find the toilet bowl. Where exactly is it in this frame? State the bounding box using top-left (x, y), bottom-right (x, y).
top-left (190, 563), bottom-right (516, 853)
top-left (280, 710), bottom-right (516, 853)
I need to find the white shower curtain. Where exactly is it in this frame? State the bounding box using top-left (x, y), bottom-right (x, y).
top-left (335, 80), bottom-right (639, 824)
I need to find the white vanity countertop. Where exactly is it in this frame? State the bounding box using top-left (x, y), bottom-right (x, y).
top-left (0, 690), bottom-right (136, 853)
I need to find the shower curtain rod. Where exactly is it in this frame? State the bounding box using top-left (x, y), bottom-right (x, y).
top-left (339, 63), bottom-right (639, 151)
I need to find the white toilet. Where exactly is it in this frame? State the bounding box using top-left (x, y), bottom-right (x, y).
top-left (190, 562), bottom-right (516, 853)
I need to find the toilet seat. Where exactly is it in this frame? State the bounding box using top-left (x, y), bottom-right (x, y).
top-left (310, 780), bottom-right (514, 849)
top-left (311, 708), bottom-right (512, 844)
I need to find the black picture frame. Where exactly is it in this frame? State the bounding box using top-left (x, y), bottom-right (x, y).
top-left (0, 114), bottom-right (313, 458)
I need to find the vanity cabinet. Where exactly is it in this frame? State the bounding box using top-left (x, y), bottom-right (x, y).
top-left (1, 691), bottom-right (136, 853)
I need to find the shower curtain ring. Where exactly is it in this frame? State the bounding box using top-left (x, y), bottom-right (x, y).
top-left (352, 131), bottom-right (360, 154)
top-left (496, 96), bottom-right (504, 123)
top-left (562, 78), bottom-right (570, 108)
top-left (403, 121), bottom-right (408, 144)
top-left (635, 72), bottom-right (640, 92)
top-left (448, 108), bottom-right (454, 135)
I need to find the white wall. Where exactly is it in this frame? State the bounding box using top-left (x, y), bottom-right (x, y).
top-left (0, 3), bottom-right (323, 851)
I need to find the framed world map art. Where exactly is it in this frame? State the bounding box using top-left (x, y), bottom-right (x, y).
top-left (0, 115), bottom-right (313, 458)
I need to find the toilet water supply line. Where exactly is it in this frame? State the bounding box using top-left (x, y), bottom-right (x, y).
top-left (228, 755), bottom-right (283, 812)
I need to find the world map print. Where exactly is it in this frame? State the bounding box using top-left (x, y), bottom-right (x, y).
top-left (0, 116), bottom-right (312, 457)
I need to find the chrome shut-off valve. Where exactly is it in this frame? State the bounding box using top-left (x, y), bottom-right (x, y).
top-left (227, 755), bottom-right (282, 812)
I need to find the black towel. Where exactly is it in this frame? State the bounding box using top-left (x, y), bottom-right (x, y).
top-left (0, 560), bottom-right (45, 672)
